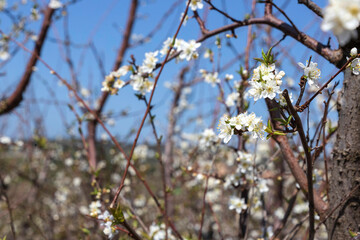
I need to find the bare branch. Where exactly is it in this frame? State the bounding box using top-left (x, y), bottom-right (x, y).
top-left (298, 0), bottom-right (324, 18)
top-left (0, 7), bottom-right (55, 115)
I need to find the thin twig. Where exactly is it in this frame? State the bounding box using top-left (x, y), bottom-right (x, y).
top-left (297, 56), bottom-right (357, 112)
top-left (283, 90), bottom-right (315, 240)
top-left (297, 0), bottom-right (323, 18)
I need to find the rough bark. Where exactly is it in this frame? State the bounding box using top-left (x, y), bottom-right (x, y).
top-left (327, 68), bottom-right (360, 239)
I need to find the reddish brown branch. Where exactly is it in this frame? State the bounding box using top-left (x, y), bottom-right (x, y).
top-left (297, 0), bottom-right (323, 18)
top-left (196, 16), bottom-right (343, 67)
top-left (265, 99), bottom-right (327, 219)
top-left (283, 89), bottom-right (315, 240)
top-left (0, 7), bottom-right (55, 115)
top-left (86, 0), bottom-right (138, 170)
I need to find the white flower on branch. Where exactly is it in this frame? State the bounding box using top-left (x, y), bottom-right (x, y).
top-left (351, 58), bottom-right (360, 75)
top-left (98, 211), bottom-right (118, 239)
top-left (178, 40), bottom-right (201, 61)
top-left (130, 73), bottom-right (154, 95)
top-left (189, 0), bottom-right (203, 11)
top-left (298, 61), bottom-right (321, 88)
top-left (226, 92), bottom-right (240, 107)
top-left (141, 51), bottom-right (159, 74)
top-left (248, 63), bottom-right (284, 101)
top-left (49, 0), bottom-right (63, 9)
top-left (350, 47), bottom-right (358, 57)
top-left (218, 112), bottom-right (266, 144)
top-left (321, 0), bottom-right (360, 45)
top-left (203, 71), bottom-right (220, 87)
top-left (229, 196), bottom-right (247, 214)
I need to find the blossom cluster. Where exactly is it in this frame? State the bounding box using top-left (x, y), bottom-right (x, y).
top-left (218, 112), bottom-right (265, 144)
top-left (160, 37), bottom-right (201, 61)
top-left (225, 151), bottom-right (269, 214)
top-left (89, 201), bottom-right (118, 239)
top-left (98, 211), bottom-right (118, 239)
top-left (149, 223), bottom-right (176, 240)
top-left (321, 0), bottom-right (360, 45)
top-left (102, 38), bottom-right (200, 95)
top-left (101, 65), bottom-right (130, 95)
top-left (200, 69), bottom-right (220, 87)
top-left (248, 63), bottom-right (285, 101)
top-left (199, 128), bottom-right (219, 149)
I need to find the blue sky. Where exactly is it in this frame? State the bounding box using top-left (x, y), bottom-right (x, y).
top-left (0, 0), bottom-right (343, 143)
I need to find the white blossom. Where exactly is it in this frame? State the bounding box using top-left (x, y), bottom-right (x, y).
top-left (199, 128), bottom-right (218, 147)
top-left (178, 40), bottom-right (201, 61)
top-left (160, 37), bottom-right (174, 56)
top-left (278, 92), bottom-right (293, 107)
top-left (89, 200), bottom-right (101, 217)
top-left (203, 71), bottom-right (220, 87)
top-left (257, 179), bottom-right (269, 193)
top-left (49, 0), bottom-right (63, 9)
top-left (321, 0), bottom-right (360, 45)
top-left (298, 61), bottom-right (321, 87)
top-left (130, 73), bottom-right (154, 95)
top-left (229, 196), bottom-right (247, 213)
top-left (248, 63), bottom-right (283, 101)
top-left (225, 74), bottom-right (234, 81)
top-left (98, 211), bottom-right (118, 239)
top-left (225, 92), bottom-right (239, 107)
top-left (102, 65), bottom-right (130, 94)
top-left (189, 0), bottom-right (203, 11)
top-left (149, 223), bottom-right (175, 240)
top-left (30, 7), bottom-right (41, 21)
top-left (0, 136), bottom-right (11, 144)
top-left (218, 115), bottom-right (234, 143)
top-left (350, 47), bottom-right (358, 57)
top-left (180, 12), bottom-right (189, 26)
top-left (141, 51), bottom-right (159, 73)
top-left (351, 58), bottom-right (360, 75)
top-left (0, 50), bottom-right (9, 60)
top-left (217, 112), bottom-right (266, 143)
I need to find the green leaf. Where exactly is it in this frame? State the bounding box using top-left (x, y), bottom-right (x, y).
top-left (254, 58), bottom-right (265, 64)
top-left (266, 134), bottom-right (272, 140)
top-left (274, 118), bottom-right (287, 124)
top-left (261, 49), bottom-right (266, 61)
top-left (273, 131), bottom-right (286, 136)
top-left (349, 229), bottom-right (358, 237)
top-left (111, 204), bottom-right (125, 224)
top-left (81, 228), bottom-right (91, 235)
top-left (264, 127), bottom-right (273, 134)
top-left (267, 119), bottom-right (273, 131)
top-left (269, 107), bottom-right (279, 112)
top-left (286, 115), bottom-right (293, 124)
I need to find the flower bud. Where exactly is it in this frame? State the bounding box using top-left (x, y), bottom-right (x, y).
top-left (350, 47), bottom-right (358, 58)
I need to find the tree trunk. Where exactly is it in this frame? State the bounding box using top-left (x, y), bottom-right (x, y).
top-left (327, 68), bottom-right (360, 239)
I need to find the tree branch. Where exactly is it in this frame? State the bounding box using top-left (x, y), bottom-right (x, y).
top-left (297, 0), bottom-right (324, 18)
top-left (0, 7), bottom-right (55, 115)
